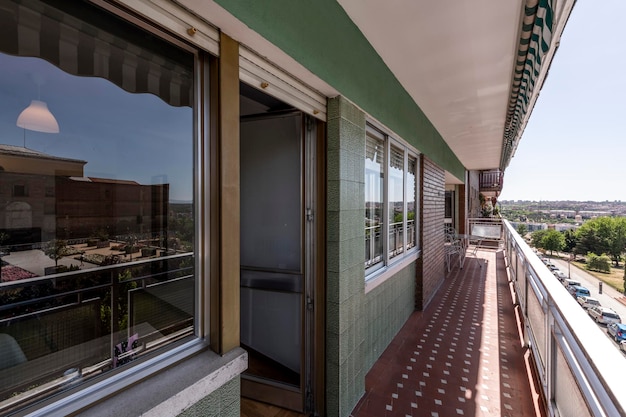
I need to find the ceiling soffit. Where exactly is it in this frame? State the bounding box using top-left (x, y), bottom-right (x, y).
top-left (337, 0), bottom-right (566, 175)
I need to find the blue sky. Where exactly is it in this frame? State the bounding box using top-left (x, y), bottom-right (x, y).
top-left (498, 0), bottom-right (626, 202)
top-left (0, 54), bottom-right (193, 202)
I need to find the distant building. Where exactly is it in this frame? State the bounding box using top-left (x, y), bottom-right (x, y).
top-left (549, 209), bottom-right (576, 218)
top-left (0, 145), bottom-right (86, 244)
top-left (55, 176), bottom-right (168, 240)
top-left (553, 223), bottom-right (578, 232)
top-left (510, 222), bottom-right (548, 232)
top-left (579, 210), bottom-right (612, 219)
top-left (0, 145), bottom-right (168, 247)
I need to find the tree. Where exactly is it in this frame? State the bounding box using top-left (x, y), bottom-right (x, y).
top-left (43, 239), bottom-right (69, 267)
top-left (562, 229), bottom-right (577, 253)
top-left (516, 224), bottom-right (528, 237)
top-left (531, 229), bottom-right (548, 250)
top-left (541, 229), bottom-right (565, 256)
top-left (609, 218), bottom-right (626, 267)
top-left (575, 217), bottom-right (626, 266)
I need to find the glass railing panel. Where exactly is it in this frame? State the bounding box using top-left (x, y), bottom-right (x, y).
top-left (526, 278), bottom-right (546, 370)
top-left (554, 340), bottom-right (593, 417)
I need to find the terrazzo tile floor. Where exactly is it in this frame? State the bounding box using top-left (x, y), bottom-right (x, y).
top-left (351, 248), bottom-right (546, 417)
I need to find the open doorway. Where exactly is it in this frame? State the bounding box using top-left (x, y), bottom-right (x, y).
top-left (239, 82), bottom-right (324, 414)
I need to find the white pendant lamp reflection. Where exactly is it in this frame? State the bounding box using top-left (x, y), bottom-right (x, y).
top-left (16, 100), bottom-right (60, 148)
top-left (17, 99), bottom-right (60, 133)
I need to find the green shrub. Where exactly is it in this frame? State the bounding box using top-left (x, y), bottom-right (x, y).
top-left (586, 252), bottom-right (611, 273)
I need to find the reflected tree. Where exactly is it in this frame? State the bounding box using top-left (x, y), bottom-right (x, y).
top-left (43, 239), bottom-right (69, 267)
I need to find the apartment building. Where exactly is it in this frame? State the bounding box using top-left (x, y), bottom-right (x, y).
top-left (0, 1), bottom-right (576, 416)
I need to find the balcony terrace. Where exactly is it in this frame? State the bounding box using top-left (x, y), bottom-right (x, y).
top-left (352, 220), bottom-right (626, 417)
top-left (352, 246), bottom-right (542, 417)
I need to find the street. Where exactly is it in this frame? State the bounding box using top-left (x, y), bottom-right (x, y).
top-left (551, 257), bottom-right (626, 352)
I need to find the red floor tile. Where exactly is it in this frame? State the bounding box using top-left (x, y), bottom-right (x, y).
top-left (351, 249), bottom-right (546, 417)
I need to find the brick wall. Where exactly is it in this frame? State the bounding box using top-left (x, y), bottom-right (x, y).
top-left (416, 155), bottom-right (445, 310)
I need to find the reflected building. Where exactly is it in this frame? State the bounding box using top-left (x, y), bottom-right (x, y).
top-left (0, 144), bottom-right (168, 248)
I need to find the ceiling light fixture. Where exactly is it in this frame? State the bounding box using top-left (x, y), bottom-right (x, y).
top-left (16, 100), bottom-right (60, 148)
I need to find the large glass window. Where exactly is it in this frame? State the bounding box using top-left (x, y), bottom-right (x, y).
top-left (388, 145), bottom-right (404, 259)
top-left (365, 130), bottom-right (385, 271)
top-left (0, 1), bottom-right (197, 413)
top-left (365, 125), bottom-right (419, 278)
top-left (407, 155), bottom-right (417, 250)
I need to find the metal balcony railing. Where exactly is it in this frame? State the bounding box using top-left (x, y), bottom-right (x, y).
top-left (479, 169), bottom-right (504, 192)
top-left (366, 220), bottom-right (417, 269)
top-left (502, 220), bottom-right (626, 416)
top-left (0, 253), bottom-right (194, 414)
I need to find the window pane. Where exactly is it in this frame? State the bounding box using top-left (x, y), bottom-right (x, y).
top-left (445, 191), bottom-right (453, 219)
top-left (0, 1), bottom-right (195, 412)
top-left (407, 155), bottom-right (417, 250)
top-left (365, 132), bottom-right (384, 271)
top-left (388, 145), bottom-right (404, 259)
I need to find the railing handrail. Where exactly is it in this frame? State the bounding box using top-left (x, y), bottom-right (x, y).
top-left (502, 219), bottom-right (626, 416)
top-left (0, 252), bottom-right (192, 291)
top-left (0, 253), bottom-right (195, 411)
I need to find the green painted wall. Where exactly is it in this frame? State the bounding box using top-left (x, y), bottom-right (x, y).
top-left (215, 0), bottom-right (466, 181)
top-left (178, 377), bottom-right (240, 417)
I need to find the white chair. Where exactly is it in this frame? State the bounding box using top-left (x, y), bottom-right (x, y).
top-left (444, 233), bottom-right (465, 272)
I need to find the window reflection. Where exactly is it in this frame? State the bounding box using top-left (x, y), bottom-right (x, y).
top-left (0, 0), bottom-right (195, 412)
top-left (407, 156), bottom-right (417, 249)
top-left (389, 145), bottom-right (404, 259)
top-left (365, 131), bottom-right (384, 271)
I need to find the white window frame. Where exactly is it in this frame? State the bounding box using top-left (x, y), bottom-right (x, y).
top-left (365, 123), bottom-right (420, 289)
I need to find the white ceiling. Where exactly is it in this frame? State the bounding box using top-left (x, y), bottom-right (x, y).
top-left (337, 0), bottom-right (524, 174)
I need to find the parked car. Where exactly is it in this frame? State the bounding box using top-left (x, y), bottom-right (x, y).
top-left (576, 295), bottom-right (601, 310)
top-left (568, 285), bottom-right (590, 299)
top-left (546, 263), bottom-right (558, 271)
top-left (588, 306), bottom-right (622, 325)
top-left (607, 323), bottom-right (626, 342)
top-left (620, 340), bottom-right (626, 353)
top-left (553, 270), bottom-right (567, 282)
top-left (563, 278), bottom-right (581, 290)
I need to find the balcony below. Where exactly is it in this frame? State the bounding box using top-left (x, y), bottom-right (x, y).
top-left (351, 247), bottom-right (546, 417)
top-left (479, 169), bottom-right (504, 196)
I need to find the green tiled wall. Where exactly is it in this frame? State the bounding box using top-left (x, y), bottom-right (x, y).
top-left (363, 263), bottom-right (416, 371)
top-left (326, 96), bottom-right (366, 417)
top-left (326, 96), bottom-right (417, 416)
top-left (178, 377), bottom-right (240, 417)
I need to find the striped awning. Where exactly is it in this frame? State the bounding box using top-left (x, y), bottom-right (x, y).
top-left (0, 0), bottom-right (193, 107)
top-left (501, 0), bottom-right (554, 169)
